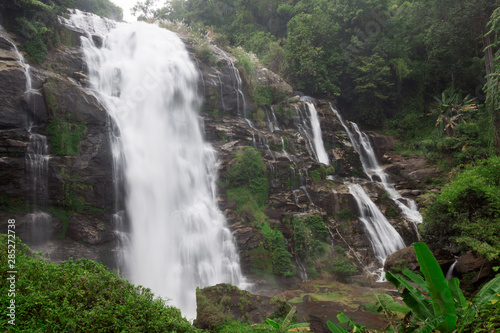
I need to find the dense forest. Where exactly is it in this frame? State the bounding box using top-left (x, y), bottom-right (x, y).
top-left (136, 0), bottom-right (499, 145)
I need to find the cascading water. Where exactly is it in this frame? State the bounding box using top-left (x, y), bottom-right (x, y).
top-left (349, 184), bottom-right (405, 265)
top-left (25, 134), bottom-right (51, 245)
top-left (212, 46), bottom-right (248, 118)
top-left (329, 105), bottom-right (409, 278)
top-left (65, 10), bottom-right (245, 319)
top-left (305, 102), bottom-right (329, 165)
top-left (330, 105), bottom-right (423, 228)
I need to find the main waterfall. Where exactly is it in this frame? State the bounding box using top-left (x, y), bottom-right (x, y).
top-left (64, 10), bottom-right (245, 319)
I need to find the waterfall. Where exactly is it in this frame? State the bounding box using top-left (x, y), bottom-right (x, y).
top-left (446, 260), bottom-right (458, 280)
top-left (25, 134), bottom-right (51, 245)
top-left (331, 105), bottom-right (422, 227)
top-left (212, 46), bottom-right (248, 118)
top-left (65, 9), bottom-right (245, 319)
top-left (305, 102), bottom-right (329, 165)
top-left (349, 184), bottom-right (405, 265)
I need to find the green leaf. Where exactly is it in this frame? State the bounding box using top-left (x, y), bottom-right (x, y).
top-left (413, 242), bottom-right (457, 332)
top-left (472, 274), bottom-right (500, 306)
top-left (448, 278), bottom-right (466, 310)
top-left (326, 321), bottom-right (349, 333)
top-left (402, 268), bottom-right (427, 292)
top-left (386, 271), bottom-right (434, 321)
top-left (265, 318), bottom-right (281, 329)
top-left (418, 315), bottom-right (446, 333)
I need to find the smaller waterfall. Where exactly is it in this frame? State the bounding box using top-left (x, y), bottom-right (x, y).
top-left (331, 105), bottom-right (423, 227)
top-left (212, 46), bottom-right (248, 118)
top-left (305, 102), bottom-right (329, 165)
top-left (446, 260), bottom-right (458, 280)
top-left (265, 107), bottom-right (280, 132)
top-left (25, 134), bottom-right (51, 245)
top-left (349, 184), bottom-right (405, 265)
top-left (293, 106), bottom-right (316, 160)
top-left (296, 255), bottom-right (309, 281)
top-left (350, 123), bottom-right (423, 225)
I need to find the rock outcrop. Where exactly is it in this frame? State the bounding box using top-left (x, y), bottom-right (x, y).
top-left (0, 27), bottom-right (115, 262)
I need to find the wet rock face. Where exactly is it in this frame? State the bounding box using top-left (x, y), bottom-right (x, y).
top-left (199, 92), bottom-right (419, 279)
top-left (0, 28), bottom-right (116, 258)
top-left (0, 35), bottom-right (29, 129)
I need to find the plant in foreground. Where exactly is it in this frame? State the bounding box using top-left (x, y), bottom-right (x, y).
top-left (326, 242), bottom-right (500, 332)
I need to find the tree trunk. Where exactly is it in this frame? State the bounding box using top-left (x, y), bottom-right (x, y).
top-left (483, 32), bottom-right (494, 86)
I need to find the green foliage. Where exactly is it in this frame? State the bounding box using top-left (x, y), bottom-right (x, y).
top-left (327, 246), bottom-right (358, 282)
top-left (309, 165), bottom-right (335, 183)
top-left (421, 156), bottom-right (500, 261)
top-left (432, 92), bottom-right (478, 137)
top-left (333, 208), bottom-right (355, 221)
top-left (327, 312), bottom-right (365, 333)
top-left (384, 242), bottom-right (500, 333)
top-left (214, 320), bottom-right (256, 333)
top-left (290, 215), bottom-right (338, 279)
top-left (228, 147), bottom-right (266, 187)
top-left (46, 117), bottom-right (87, 156)
top-left (258, 306), bottom-right (309, 333)
top-left (1, 0), bottom-right (122, 63)
top-left (269, 227), bottom-right (295, 277)
top-left (253, 86), bottom-right (272, 106)
top-left (0, 236), bottom-right (200, 332)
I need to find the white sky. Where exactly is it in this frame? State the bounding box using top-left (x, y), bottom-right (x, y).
top-left (113, 0), bottom-right (164, 22)
top-left (113, 0), bottom-right (139, 22)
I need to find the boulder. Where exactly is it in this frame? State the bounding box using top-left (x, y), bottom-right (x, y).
top-left (194, 283), bottom-right (284, 330)
top-left (384, 246), bottom-right (419, 273)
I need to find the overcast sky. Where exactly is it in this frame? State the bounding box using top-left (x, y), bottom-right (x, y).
top-left (114, 0), bottom-right (139, 22)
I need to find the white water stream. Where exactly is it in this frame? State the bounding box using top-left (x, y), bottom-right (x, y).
top-left (65, 10), bottom-right (245, 319)
top-left (349, 184), bottom-right (405, 264)
top-left (305, 102), bottom-right (329, 165)
top-left (330, 105), bottom-right (422, 227)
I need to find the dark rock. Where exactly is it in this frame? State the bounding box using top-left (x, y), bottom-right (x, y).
top-left (67, 213), bottom-right (114, 245)
top-left (0, 51), bottom-right (29, 128)
top-left (194, 283), bottom-right (281, 330)
top-left (384, 246), bottom-right (419, 272)
top-left (365, 131), bottom-right (397, 160)
top-left (44, 45), bottom-right (87, 78)
top-left (455, 251), bottom-right (496, 283)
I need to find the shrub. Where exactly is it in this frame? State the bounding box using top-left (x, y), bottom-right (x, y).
top-left (0, 236), bottom-right (200, 332)
top-left (421, 156), bottom-right (500, 260)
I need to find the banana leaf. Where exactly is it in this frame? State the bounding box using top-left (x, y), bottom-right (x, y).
top-left (326, 321), bottom-right (349, 333)
top-left (448, 278), bottom-right (467, 310)
top-left (414, 242), bottom-right (457, 332)
top-left (458, 274), bottom-right (500, 331)
top-left (386, 271), bottom-right (434, 321)
top-left (402, 267), bottom-right (427, 292)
